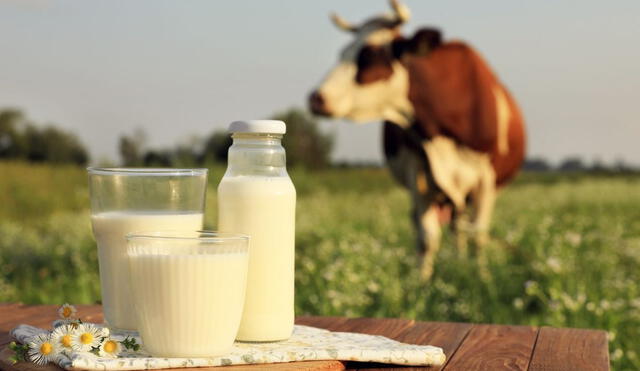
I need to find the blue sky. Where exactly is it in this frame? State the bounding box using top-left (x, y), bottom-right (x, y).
top-left (1, 0), bottom-right (639, 165)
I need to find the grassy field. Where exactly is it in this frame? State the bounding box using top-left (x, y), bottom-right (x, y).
top-left (0, 161), bottom-right (638, 369)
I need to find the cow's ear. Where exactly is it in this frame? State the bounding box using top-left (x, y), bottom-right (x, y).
top-left (391, 37), bottom-right (408, 59)
top-left (407, 28), bottom-right (442, 56)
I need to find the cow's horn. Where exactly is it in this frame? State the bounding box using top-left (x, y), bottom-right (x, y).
top-left (330, 12), bottom-right (357, 32)
top-left (390, 0), bottom-right (411, 24)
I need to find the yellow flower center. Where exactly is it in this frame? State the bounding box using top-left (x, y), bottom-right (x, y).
top-left (61, 334), bottom-right (72, 348)
top-left (40, 342), bottom-right (53, 355)
top-left (104, 341), bottom-right (117, 354)
top-left (62, 307), bottom-right (73, 318)
top-left (80, 333), bottom-right (94, 345)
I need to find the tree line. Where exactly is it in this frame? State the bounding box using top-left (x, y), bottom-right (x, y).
top-left (2, 106), bottom-right (638, 173)
top-left (0, 109), bottom-right (89, 165)
top-left (523, 157), bottom-right (638, 173)
top-left (118, 108), bottom-right (334, 169)
top-left (0, 107), bottom-right (334, 169)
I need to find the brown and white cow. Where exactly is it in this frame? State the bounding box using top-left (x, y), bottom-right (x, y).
top-left (309, 0), bottom-right (526, 279)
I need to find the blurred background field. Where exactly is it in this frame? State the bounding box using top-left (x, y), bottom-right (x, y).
top-left (1, 161), bottom-right (639, 368)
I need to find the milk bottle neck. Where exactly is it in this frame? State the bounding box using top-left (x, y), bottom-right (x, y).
top-left (225, 133), bottom-right (288, 177)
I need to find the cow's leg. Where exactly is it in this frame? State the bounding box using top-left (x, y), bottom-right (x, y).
top-left (451, 204), bottom-right (470, 257)
top-left (409, 166), bottom-right (442, 281)
top-left (410, 173), bottom-right (428, 255)
top-left (418, 204), bottom-right (442, 280)
top-left (471, 170), bottom-right (497, 251)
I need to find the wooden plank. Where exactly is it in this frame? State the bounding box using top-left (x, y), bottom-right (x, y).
top-left (394, 321), bottom-right (472, 371)
top-left (0, 304), bottom-right (99, 328)
top-left (528, 326), bottom-right (610, 371)
top-left (78, 305), bottom-right (104, 324)
top-left (0, 305), bottom-right (56, 347)
top-left (443, 324), bottom-right (538, 371)
top-left (296, 316), bottom-right (350, 331)
top-left (0, 305), bottom-right (52, 328)
top-left (331, 317), bottom-right (415, 339)
top-left (1, 305), bottom-right (101, 338)
top-left (0, 338), bottom-right (12, 351)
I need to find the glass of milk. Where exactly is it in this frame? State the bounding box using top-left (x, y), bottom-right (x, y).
top-left (87, 168), bottom-right (207, 334)
top-left (126, 231), bottom-right (249, 357)
top-left (218, 120), bottom-right (296, 342)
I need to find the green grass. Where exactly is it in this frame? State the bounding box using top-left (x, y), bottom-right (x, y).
top-left (0, 161), bottom-right (638, 369)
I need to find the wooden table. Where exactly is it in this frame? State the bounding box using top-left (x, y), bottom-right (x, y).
top-left (0, 304), bottom-right (609, 370)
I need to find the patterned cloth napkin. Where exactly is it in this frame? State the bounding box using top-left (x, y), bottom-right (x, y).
top-left (11, 323), bottom-right (445, 370)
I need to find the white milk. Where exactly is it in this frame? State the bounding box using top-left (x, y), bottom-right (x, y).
top-left (91, 211), bottom-right (203, 331)
top-left (218, 176), bottom-right (296, 341)
top-left (129, 251), bottom-right (248, 357)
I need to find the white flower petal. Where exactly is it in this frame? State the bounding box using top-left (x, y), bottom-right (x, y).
top-left (98, 338), bottom-right (122, 358)
top-left (27, 333), bottom-right (60, 365)
top-left (57, 304), bottom-right (78, 320)
top-left (71, 324), bottom-right (102, 352)
top-left (51, 324), bottom-right (77, 351)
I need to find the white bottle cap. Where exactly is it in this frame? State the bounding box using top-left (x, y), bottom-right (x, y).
top-left (228, 120), bottom-right (286, 134)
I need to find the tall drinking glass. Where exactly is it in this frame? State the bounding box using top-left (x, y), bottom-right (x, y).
top-left (87, 168), bottom-right (208, 333)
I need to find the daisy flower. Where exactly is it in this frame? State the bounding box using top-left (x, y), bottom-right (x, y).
top-left (100, 326), bottom-right (110, 338)
top-left (98, 338), bottom-right (122, 358)
top-left (71, 324), bottom-right (103, 352)
top-left (51, 324), bottom-right (77, 353)
top-left (57, 303), bottom-right (77, 321)
top-left (27, 333), bottom-right (59, 365)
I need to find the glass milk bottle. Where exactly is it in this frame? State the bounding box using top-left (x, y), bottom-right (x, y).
top-left (217, 120), bottom-right (296, 342)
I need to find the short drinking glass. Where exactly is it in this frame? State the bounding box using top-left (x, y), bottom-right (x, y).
top-left (127, 231), bottom-right (249, 357)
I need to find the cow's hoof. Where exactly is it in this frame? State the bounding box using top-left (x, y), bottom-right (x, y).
top-left (475, 235), bottom-right (489, 247)
top-left (419, 258), bottom-right (435, 281)
top-left (420, 265), bottom-right (434, 281)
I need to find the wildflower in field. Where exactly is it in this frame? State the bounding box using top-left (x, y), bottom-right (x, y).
top-left (98, 338), bottom-right (122, 358)
top-left (524, 280), bottom-right (538, 295)
top-left (513, 298), bottom-right (524, 310)
top-left (27, 333), bottom-right (59, 365)
top-left (545, 257), bottom-right (562, 273)
top-left (71, 324), bottom-right (102, 352)
top-left (51, 324), bottom-right (76, 352)
top-left (564, 231), bottom-right (582, 247)
top-left (58, 303), bottom-right (77, 321)
top-left (611, 348), bottom-right (624, 362)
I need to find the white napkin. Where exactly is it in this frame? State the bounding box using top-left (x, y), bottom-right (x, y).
top-left (11, 323), bottom-right (445, 370)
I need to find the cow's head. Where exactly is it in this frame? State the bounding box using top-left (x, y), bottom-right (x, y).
top-left (309, 0), bottom-right (419, 126)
